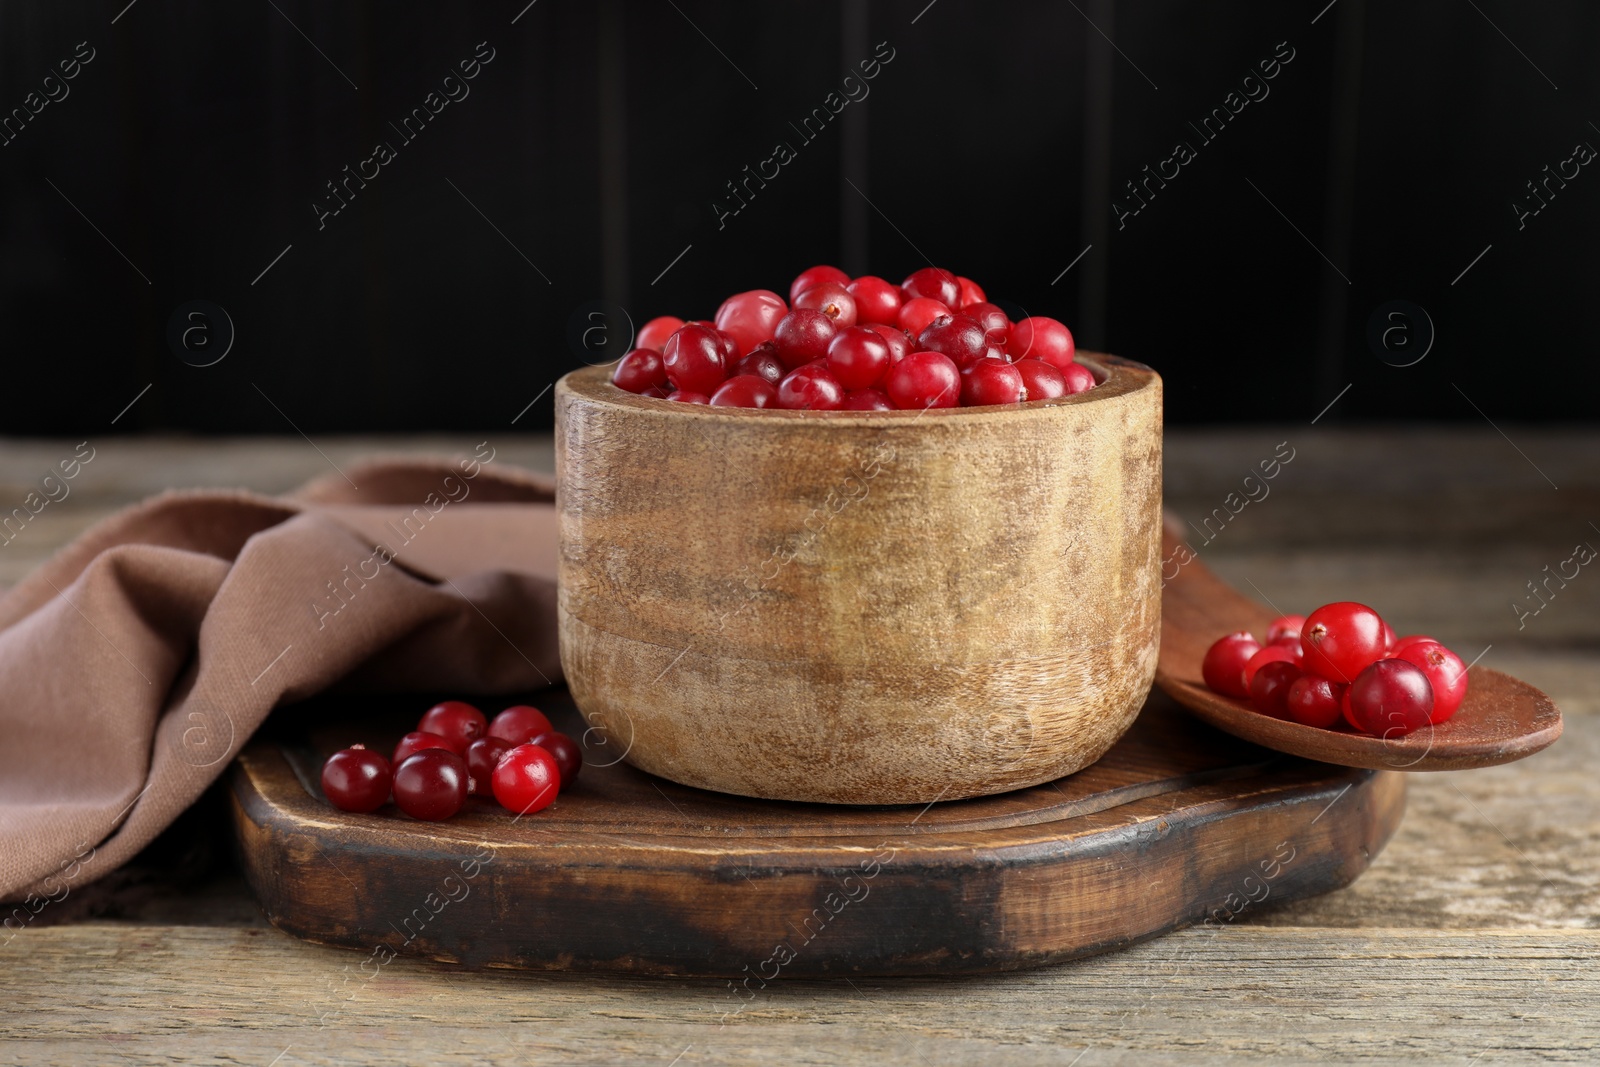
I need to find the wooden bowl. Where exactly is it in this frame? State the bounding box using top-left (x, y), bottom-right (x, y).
top-left (554, 354), bottom-right (1163, 805)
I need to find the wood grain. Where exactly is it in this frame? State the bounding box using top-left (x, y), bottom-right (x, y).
top-left (554, 355), bottom-right (1164, 804)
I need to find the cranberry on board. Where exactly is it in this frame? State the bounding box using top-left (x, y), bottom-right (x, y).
top-left (612, 348), bottom-right (668, 394)
top-left (492, 743), bottom-right (562, 815)
top-left (1285, 675), bottom-right (1345, 729)
top-left (918, 314), bottom-right (989, 368)
top-left (1397, 640), bottom-right (1469, 723)
top-left (1347, 658), bottom-right (1434, 736)
top-left (710, 374), bottom-right (780, 408)
top-left (1014, 359), bottom-right (1066, 401)
top-left (847, 275), bottom-right (902, 325)
top-left (1266, 614), bottom-right (1306, 644)
top-left (733, 344), bottom-right (786, 386)
top-left (789, 264), bottom-right (851, 305)
top-left (465, 736), bottom-right (515, 795)
top-left (667, 390), bottom-right (710, 403)
top-left (392, 749), bottom-right (469, 821)
top-left (714, 289), bottom-right (788, 357)
top-left (1249, 660), bottom-right (1303, 719)
top-left (661, 323), bottom-right (728, 395)
top-left (1301, 602), bottom-right (1388, 684)
top-left (637, 316), bottom-right (685, 353)
top-left (901, 267), bottom-right (961, 307)
top-left (1202, 631), bottom-right (1260, 698)
top-left (321, 745), bottom-right (392, 813)
top-left (841, 388), bottom-right (894, 411)
top-left (885, 351), bottom-right (961, 410)
top-left (417, 700), bottom-right (486, 755)
top-left (1061, 363), bottom-right (1096, 395)
top-left (777, 363), bottom-right (846, 410)
top-left (864, 323), bottom-right (914, 365)
top-left (956, 275), bottom-right (986, 309)
top-left (960, 357), bottom-right (1026, 406)
top-left (393, 730), bottom-right (454, 766)
top-left (1244, 642), bottom-right (1302, 688)
top-left (487, 704), bottom-right (555, 745)
top-left (897, 297), bottom-right (951, 338)
top-left (1006, 316), bottom-right (1075, 367)
top-left (529, 730), bottom-right (584, 787)
top-left (773, 308), bottom-right (838, 369)
top-left (826, 326), bottom-right (892, 390)
top-left (793, 282), bottom-right (858, 327)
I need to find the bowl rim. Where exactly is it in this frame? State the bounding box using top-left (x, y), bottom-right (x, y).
top-left (559, 351), bottom-right (1159, 423)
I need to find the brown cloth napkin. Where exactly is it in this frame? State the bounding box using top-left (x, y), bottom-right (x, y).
top-left (0, 456), bottom-right (561, 905)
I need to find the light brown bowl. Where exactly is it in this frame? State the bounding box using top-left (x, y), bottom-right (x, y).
top-left (554, 354), bottom-right (1163, 804)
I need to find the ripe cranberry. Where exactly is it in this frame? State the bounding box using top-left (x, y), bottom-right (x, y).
top-left (1202, 631), bottom-right (1260, 698)
top-left (1061, 363), bottom-right (1096, 395)
top-left (612, 349), bottom-right (667, 394)
top-left (1014, 358), bottom-right (1066, 401)
top-left (1266, 614), bottom-right (1306, 644)
top-left (777, 364), bottom-right (846, 410)
top-left (1006, 316), bottom-right (1075, 367)
top-left (637, 316), bottom-right (684, 352)
top-left (773, 309), bottom-right (839, 369)
top-left (417, 700), bottom-right (486, 755)
top-left (897, 297), bottom-right (951, 338)
top-left (826, 326), bottom-right (892, 390)
top-left (847, 275), bottom-right (902, 325)
top-left (1397, 641), bottom-right (1469, 724)
top-left (710, 374), bottom-right (780, 408)
top-left (886, 351), bottom-right (961, 410)
top-left (321, 745), bottom-right (391, 813)
top-left (1341, 687), bottom-right (1362, 730)
top-left (491, 743), bottom-right (562, 816)
top-left (661, 323), bottom-right (728, 395)
top-left (393, 730), bottom-right (454, 766)
top-left (1285, 675), bottom-right (1346, 729)
top-left (789, 264), bottom-right (850, 305)
top-left (1390, 634), bottom-right (1438, 657)
top-left (960, 357), bottom-right (1025, 406)
top-left (393, 749), bottom-right (468, 821)
top-left (712, 328), bottom-right (739, 361)
top-left (793, 282), bottom-right (857, 328)
top-left (901, 267), bottom-right (961, 307)
top-left (1244, 642), bottom-right (1302, 688)
top-left (667, 390), bottom-right (709, 403)
top-left (864, 323), bottom-right (914, 365)
top-left (1249, 660), bottom-right (1303, 719)
top-left (962, 302), bottom-right (1011, 356)
top-left (529, 730), bottom-right (584, 787)
top-left (917, 314), bottom-right (989, 369)
top-left (841, 388), bottom-right (894, 411)
top-left (733, 343), bottom-right (786, 385)
top-left (1347, 658), bottom-right (1435, 737)
top-left (956, 275), bottom-right (986, 309)
top-left (487, 704), bottom-right (555, 745)
top-left (714, 289), bottom-right (788, 357)
top-left (465, 736), bottom-right (514, 795)
top-left (1301, 602), bottom-right (1388, 684)
top-left (1382, 620), bottom-right (1398, 651)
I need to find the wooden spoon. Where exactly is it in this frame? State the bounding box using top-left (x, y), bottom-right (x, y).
top-left (1155, 514), bottom-right (1562, 771)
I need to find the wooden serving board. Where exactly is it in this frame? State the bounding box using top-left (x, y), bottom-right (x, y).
top-left (229, 688), bottom-right (1404, 977)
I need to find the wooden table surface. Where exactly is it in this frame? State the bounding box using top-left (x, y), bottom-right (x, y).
top-left (3, 427), bottom-right (1597, 1066)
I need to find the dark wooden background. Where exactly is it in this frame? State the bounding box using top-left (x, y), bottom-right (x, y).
top-left (1, 0), bottom-right (1596, 434)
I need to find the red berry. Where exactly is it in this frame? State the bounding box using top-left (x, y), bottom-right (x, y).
top-left (917, 314), bottom-right (989, 369)
top-left (826, 326), bottom-right (892, 390)
top-left (417, 700), bottom-right (486, 755)
top-left (1382, 620), bottom-right (1398, 651)
top-left (959, 357), bottom-right (1025, 406)
top-left (847, 275), bottom-right (903, 325)
top-left (661, 323), bottom-right (728, 395)
top-left (1301, 602), bottom-right (1388, 684)
top-left (1249, 660), bottom-right (1303, 719)
top-left (1244, 642), bottom-right (1302, 688)
top-left (714, 290), bottom-right (788, 357)
top-left (773, 309), bottom-right (839, 369)
top-left (886, 351), bottom-right (961, 410)
top-left (962, 302), bottom-right (1011, 357)
top-left (1060, 362), bottom-right (1096, 395)
top-left (1285, 675), bottom-right (1346, 729)
top-left (1202, 631), bottom-right (1260, 698)
top-left (955, 275), bottom-right (986, 308)
top-left (611, 349), bottom-right (668, 394)
top-left (897, 297), bottom-right (951, 338)
top-left (1397, 641), bottom-right (1469, 724)
top-left (637, 316), bottom-right (684, 352)
top-left (1266, 614), bottom-right (1306, 644)
top-left (789, 264), bottom-right (850, 305)
top-left (1348, 658), bottom-right (1435, 736)
top-left (900, 267), bottom-right (961, 307)
top-left (393, 730), bottom-right (454, 766)
top-left (1006, 316), bottom-right (1075, 367)
top-left (1390, 634), bottom-right (1438, 657)
top-left (777, 364), bottom-right (846, 410)
top-left (321, 745), bottom-right (391, 813)
top-left (793, 282), bottom-right (857, 328)
top-left (529, 730), bottom-right (584, 787)
top-left (710, 374), bottom-right (780, 408)
top-left (841, 388), bottom-right (894, 411)
top-left (487, 705), bottom-right (555, 745)
top-left (1341, 687), bottom-right (1362, 730)
top-left (392, 749), bottom-right (468, 821)
top-left (1014, 358), bottom-right (1066, 401)
top-left (491, 743), bottom-right (561, 815)
top-left (864, 323), bottom-right (914, 365)
top-left (667, 390), bottom-right (709, 404)
top-left (465, 736), bottom-right (514, 795)
top-left (732, 343), bottom-right (786, 386)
